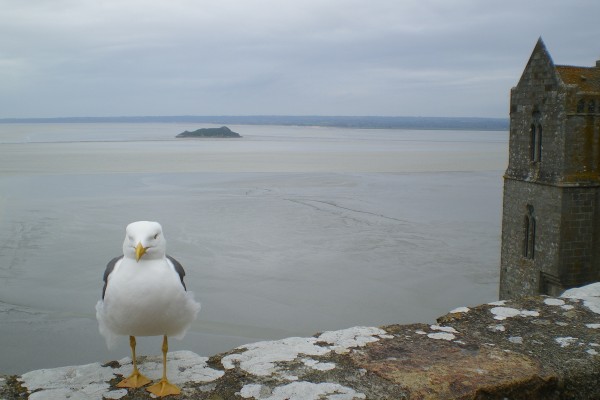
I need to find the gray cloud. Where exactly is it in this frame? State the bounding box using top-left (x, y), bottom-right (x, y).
top-left (1, 0), bottom-right (599, 118)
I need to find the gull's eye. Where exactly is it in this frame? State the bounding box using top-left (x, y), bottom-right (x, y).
top-left (154, 233), bottom-right (159, 240)
top-left (128, 235), bottom-right (134, 242)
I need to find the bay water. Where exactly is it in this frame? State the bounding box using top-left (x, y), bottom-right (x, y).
top-left (0, 123), bottom-right (507, 374)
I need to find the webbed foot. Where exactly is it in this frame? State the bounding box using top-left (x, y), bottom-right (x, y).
top-left (147, 378), bottom-right (181, 397)
top-left (117, 369), bottom-right (151, 388)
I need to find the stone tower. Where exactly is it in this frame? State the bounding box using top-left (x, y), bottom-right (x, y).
top-left (499, 38), bottom-right (600, 299)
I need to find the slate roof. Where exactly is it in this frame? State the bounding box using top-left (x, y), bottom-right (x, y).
top-left (556, 64), bottom-right (600, 93)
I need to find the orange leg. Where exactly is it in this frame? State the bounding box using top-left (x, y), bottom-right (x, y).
top-left (147, 335), bottom-right (181, 397)
top-left (117, 336), bottom-right (151, 388)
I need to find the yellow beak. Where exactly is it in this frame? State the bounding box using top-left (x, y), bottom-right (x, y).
top-left (135, 242), bottom-right (147, 262)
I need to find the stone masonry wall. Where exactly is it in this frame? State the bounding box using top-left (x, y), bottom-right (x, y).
top-left (500, 179), bottom-right (563, 298)
top-left (500, 180), bottom-right (600, 299)
top-left (564, 102), bottom-right (600, 181)
top-left (560, 187), bottom-right (600, 287)
top-left (506, 41), bottom-right (566, 184)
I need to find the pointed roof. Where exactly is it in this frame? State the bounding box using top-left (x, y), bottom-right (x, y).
top-left (516, 37), bottom-right (559, 87)
top-left (533, 37), bottom-right (553, 60)
top-left (555, 65), bottom-right (600, 93)
top-left (532, 37), bottom-right (600, 93)
top-left (529, 37), bottom-right (555, 68)
top-left (523, 38), bottom-right (600, 94)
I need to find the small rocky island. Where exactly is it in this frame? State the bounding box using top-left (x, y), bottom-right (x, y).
top-left (176, 126), bottom-right (241, 138)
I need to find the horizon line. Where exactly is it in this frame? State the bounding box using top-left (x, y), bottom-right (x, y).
top-left (0, 115), bottom-right (509, 131)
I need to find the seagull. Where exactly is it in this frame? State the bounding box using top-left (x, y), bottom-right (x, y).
top-left (96, 221), bottom-right (201, 397)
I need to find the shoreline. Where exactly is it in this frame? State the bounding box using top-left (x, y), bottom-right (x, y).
top-left (0, 115), bottom-right (509, 131)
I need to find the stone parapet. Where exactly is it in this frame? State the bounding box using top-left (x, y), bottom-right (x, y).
top-left (2, 283), bottom-right (599, 399)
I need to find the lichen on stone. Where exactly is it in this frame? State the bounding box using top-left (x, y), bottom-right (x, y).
top-left (555, 337), bottom-right (577, 348)
top-left (430, 325), bottom-right (458, 334)
top-left (239, 381), bottom-right (366, 400)
top-left (449, 306), bottom-right (470, 313)
top-left (222, 327), bottom-right (386, 378)
top-left (427, 332), bottom-right (456, 341)
top-left (490, 306), bottom-right (539, 320)
top-left (544, 298), bottom-right (565, 306)
top-left (18, 351), bottom-right (223, 400)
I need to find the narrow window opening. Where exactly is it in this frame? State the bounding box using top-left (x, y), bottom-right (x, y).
top-left (577, 99), bottom-right (585, 113)
top-left (530, 124), bottom-right (536, 161)
top-left (536, 124), bottom-right (542, 162)
top-left (528, 217), bottom-right (536, 259)
top-left (523, 205), bottom-right (536, 259)
top-left (589, 100), bottom-right (596, 114)
top-left (529, 123), bottom-right (542, 162)
top-left (523, 215), bottom-right (530, 257)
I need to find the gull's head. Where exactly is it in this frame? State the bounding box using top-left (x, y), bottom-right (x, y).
top-left (123, 221), bottom-right (166, 261)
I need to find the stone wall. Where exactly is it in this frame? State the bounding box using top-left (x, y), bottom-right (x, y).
top-left (564, 109), bottom-right (600, 181)
top-left (500, 179), bottom-right (600, 299)
top-left (505, 40), bottom-right (566, 185)
top-left (2, 283), bottom-right (599, 400)
top-left (500, 179), bottom-right (564, 298)
top-left (559, 188), bottom-right (600, 287)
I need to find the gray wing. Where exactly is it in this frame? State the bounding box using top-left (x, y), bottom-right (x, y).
top-left (102, 255), bottom-right (123, 299)
top-left (166, 255), bottom-right (187, 291)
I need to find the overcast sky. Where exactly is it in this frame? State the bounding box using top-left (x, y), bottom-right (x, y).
top-left (1, 0), bottom-right (599, 119)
